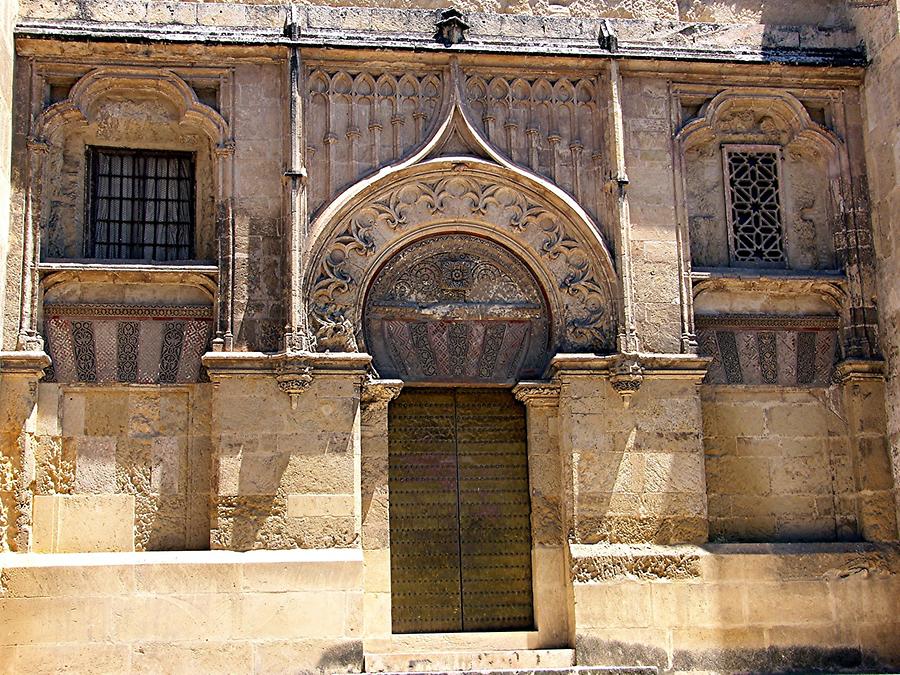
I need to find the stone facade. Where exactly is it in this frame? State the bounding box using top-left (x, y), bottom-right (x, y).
top-left (0, 1), bottom-right (898, 674)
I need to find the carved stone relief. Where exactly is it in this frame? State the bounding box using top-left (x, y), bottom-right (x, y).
top-left (306, 67), bottom-right (444, 217)
top-left (464, 73), bottom-right (606, 229)
top-left (696, 314), bottom-right (839, 386)
top-left (679, 89), bottom-right (841, 272)
top-left (364, 235), bottom-right (550, 383)
top-left (306, 162), bottom-right (617, 358)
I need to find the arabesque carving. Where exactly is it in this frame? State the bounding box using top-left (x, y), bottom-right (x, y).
top-left (306, 161), bottom-right (617, 357)
top-left (364, 234), bottom-right (550, 383)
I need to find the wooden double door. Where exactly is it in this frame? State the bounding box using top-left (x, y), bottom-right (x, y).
top-left (388, 388), bottom-right (534, 633)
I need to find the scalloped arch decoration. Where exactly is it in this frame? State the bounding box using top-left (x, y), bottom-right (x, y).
top-left (678, 88), bottom-right (842, 157)
top-left (32, 67), bottom-right (232, 149)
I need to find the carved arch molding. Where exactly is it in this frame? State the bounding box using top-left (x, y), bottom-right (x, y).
top-left (306, 160), bottom-right (618, 380)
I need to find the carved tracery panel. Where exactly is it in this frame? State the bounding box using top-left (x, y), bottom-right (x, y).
top-left (306, 67), bottom-right (444, 217)
top-left (365, 235), bottom-right (550, 383)
top-left (464, 72), bottom-right (605, 227)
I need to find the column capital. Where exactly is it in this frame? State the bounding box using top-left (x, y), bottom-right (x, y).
top-left (361, 378), bottom-right (403, 424)
top-left (513, 381), bottom-right (561, 407)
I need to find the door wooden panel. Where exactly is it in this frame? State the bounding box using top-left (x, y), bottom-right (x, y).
top-left (388, 388), bottom-right (534, 634)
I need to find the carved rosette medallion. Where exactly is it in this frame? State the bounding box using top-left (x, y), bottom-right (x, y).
top-left (308, 166), bottom-right (616, 362)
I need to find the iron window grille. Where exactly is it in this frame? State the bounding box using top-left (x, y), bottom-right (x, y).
top-left (87, 147), bottom-right (196, 261)
top-left (723, 145), bottom-right (787, 267)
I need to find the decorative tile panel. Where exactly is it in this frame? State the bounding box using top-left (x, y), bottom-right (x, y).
top-left (43, 304), bottom-right (212, 385)
top-left (697, 314), bottom-right (839, 386)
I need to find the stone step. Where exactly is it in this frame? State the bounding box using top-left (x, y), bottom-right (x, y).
top-left (364, 650), bottom-right (576, 672)
top-left (364, 667), bottom-right (657, 675)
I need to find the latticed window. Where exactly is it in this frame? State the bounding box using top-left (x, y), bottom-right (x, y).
top-left (724, 147), bottom-right (786, 265)
top-left (87, 147), bottom-right (195, 261)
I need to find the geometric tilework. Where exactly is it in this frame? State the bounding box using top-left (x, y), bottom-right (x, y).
top-left (696, 314), bottom-right (839, 386)
top-left (43, 304), bottom-right (212, 384)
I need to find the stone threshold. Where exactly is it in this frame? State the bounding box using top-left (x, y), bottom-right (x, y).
top-left (0, 548), bottom-right (364, 568)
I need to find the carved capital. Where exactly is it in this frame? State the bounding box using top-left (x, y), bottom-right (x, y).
top-left (360, 378), bottom-right (404, 424)
top-left (513, 381), bottom-right (561, 407)
top-left (274, 355), bottom-right (314, 409)
top-left (285, 328), bottom-right (317, 354)
top-left (831, 358), bottom-right (885, 385)
top-left (609, 354), bottom-right (644, 408)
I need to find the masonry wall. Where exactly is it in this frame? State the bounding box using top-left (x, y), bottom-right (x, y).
top-left (0, 550), bottom-right (365, 674)
top-left (852, 0), bottom-right (900, 531)
top-left (29, 385), bottom-right (213, 553)
top-left (558, 372), bottom-right (708, 546)
top-left (702, 387), bottom-right (855, 543)
top-left (572, 543), bottom-right (900, 672)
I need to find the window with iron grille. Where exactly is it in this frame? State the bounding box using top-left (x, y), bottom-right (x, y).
top-left (724, 147), bottom-right (786, 265)
top-left (87, 147), bottom-right (196, 261)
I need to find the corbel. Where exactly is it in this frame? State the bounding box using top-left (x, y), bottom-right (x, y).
top-left (275, 354), bottom-right (314, 409)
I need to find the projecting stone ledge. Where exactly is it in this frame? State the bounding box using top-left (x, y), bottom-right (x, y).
top-left (361, 669), bottom-right (657, 675)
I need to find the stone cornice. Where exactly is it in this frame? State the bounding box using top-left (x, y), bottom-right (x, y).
top-left (0, 351), bottom-right (52, 378)
top-left (202, 351), bottom-right (371, 377)
top-left (548, 352), bottom-right (709, 381)
top-left (15, 12), bottom-right (867, 68)
top-left (512, 381), bottom-right (561, 407)
top-left (832, 358), bottom-right (886, 384)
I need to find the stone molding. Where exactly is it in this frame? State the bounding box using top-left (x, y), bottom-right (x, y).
top-left (15, 12), bottom-right (866, 67)
top-left (202, 351), bottom-right (371, 378)
top-left (695, 313), bottom-right (841, 330)
top-left (512, 381), bottom-right (561, 407)
top-left (0, 351), bottom-right (51, 378)
top-left (44, 303), bottom-right (213, 320)
top-left (832, 358), bottom-right (886, 384)
top-left (32, 66), bottom-right (232, 151)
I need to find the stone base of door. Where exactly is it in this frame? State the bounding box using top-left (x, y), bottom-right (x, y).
top-left (364, 646), bottom-right (575, 672)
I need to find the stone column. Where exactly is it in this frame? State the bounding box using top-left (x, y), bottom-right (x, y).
top-left (0, 350), bottom-right (49, 551)
top-left (203, 351), bottom-right (370, 551)
top-left (552, 353), bottom-right (710, 546)
top-left (834, 359), bottom-right (899, 541)
top-left (359, 378), bottom-right (402, 639)
top-left (513, 381), bottom-right (570, 646)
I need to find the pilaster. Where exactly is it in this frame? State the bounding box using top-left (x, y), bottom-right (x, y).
top-left (0, 350), bottom-right (49, 551)
top-left (833, 359), bottom-right (899, 541)
top-left (202, 351), bottom-right (370, 551)
top-left (359, 378), bottom-right (402, 640)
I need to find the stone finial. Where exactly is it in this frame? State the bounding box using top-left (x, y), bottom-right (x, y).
top-left (598, 19), bottom-right (618, 52)
top-left (609, 355), bottom-right (643, 408)
top-left (435, 8), bottom-right (470, 46)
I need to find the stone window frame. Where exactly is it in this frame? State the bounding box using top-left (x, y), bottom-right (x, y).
top-left (85, 145), bottom-right (199, 262)
top-left (721, 143), bottom-right (789, 269)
